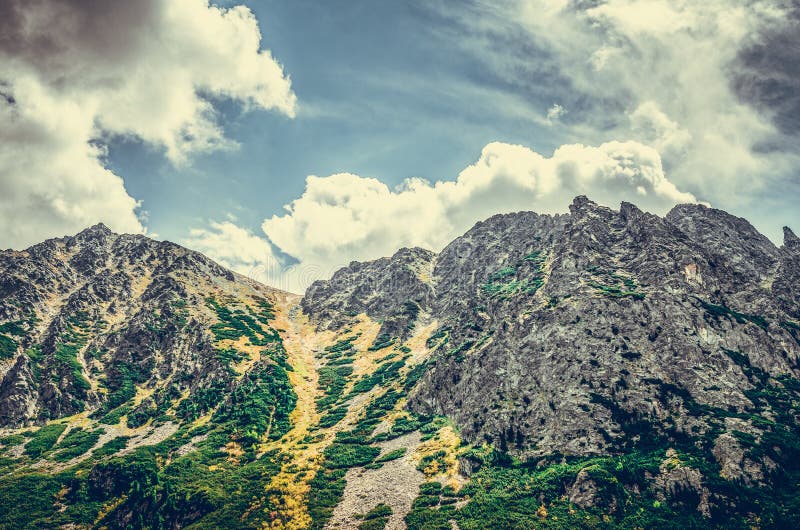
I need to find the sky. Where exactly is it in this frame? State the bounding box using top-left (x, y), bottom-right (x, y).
top-left (1, 0), bottom-right (799, 293)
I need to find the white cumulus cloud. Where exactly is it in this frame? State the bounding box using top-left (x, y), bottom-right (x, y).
top-left (184, 221), bottom-right (280, 276)
top-left (183, 220), bottom-right (338, 294)
top-left (0, 0), bottom-right (295, 249)
top-left (253, 140), bottom-right (698, 289)
top-left (183, 220), bottom-right (291, 287)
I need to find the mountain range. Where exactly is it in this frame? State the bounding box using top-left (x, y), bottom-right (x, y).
top-left (1, 196), bottom-right (799, 529)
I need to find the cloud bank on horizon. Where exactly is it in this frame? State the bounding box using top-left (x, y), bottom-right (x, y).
top-left (188, 139), bottom-right (700, 292)
top-left (1, 0), bottom-right (798, 293)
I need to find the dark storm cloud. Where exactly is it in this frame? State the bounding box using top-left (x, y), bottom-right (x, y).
top-left (0, 0), bottom-right (158, 78)
top-left (733, 1), bottom-right (800, 136)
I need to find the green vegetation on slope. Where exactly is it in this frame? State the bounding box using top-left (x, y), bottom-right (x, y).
top-left (481, 251), bottom-right (547, 300)
top-left (587, 266), bottom-right (645, 300)
top-left (24, 423), bottom-right (67, 459)
top-left (51, 427), bottom-right (104, 462)
top-left (213, 344), bottom-right (297, 445)
top-left (207, 297), bottom-right (280, 346)
top-left (4, 289), bottom-right (800, 530)
top-left (0, 319), bottom-right (31, 359)
top-left (0, 333), bottom-right (17, 359)
top-left (698, 298), bottom-right (769, 330)
top-left (0, 297), bottom-right (297, 529)
top-left (358, 503), bottom-right (393, 530)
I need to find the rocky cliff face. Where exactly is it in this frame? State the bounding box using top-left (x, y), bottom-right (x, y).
top-left (303, 196), bottom-right (800, 473)
top-left (302, 246), bottom-right (436, 343)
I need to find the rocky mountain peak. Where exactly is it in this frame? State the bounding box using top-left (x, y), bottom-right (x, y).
top-left (0, 225), bottom-right (279, 428)
top-left (568, 194), bottom-right (603, 215)
top-left (666, 203), bottom-right (774, 251)
top-left (390, 246), bottom-right (436, 264)
top-left (618, 200), bottom-right (644, 220)
top-left (302, 244), bottom-right (436, 342)
top-left (666, 202), bottom-right (781, 291)
top-left (784, 225), bottom-right (800, 250)
top-left (67, 222), bottom-right (116, 244)
top-left (304, 195), bottom-right (800, 461)
top-left (81, 222), bottom-right (113, 235)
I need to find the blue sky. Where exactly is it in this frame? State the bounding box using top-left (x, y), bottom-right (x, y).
top-left (1, 0), bottom-right (799, 291)
top-left (109, 1), bottom-right (565, 243)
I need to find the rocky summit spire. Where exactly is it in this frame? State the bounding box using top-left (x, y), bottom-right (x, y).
top-left (784, 226), bottom-right (800, 250)
top-left (72, 222), bottom-right (114, 241)
top-left (84, 222), bottom-right (113, 234)
top-left (568, 195), bottom-right (596, 214)
top-left (619, 200), bottom-right (644, 222)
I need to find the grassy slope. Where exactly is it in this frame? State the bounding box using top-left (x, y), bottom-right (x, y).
top-left (1, 296), bottom-right (800, 530)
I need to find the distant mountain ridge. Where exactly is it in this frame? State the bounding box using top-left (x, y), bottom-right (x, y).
top-left (1, 197), bottom-right (799, 529)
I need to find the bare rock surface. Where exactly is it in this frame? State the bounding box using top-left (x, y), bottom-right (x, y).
top-left (326, 431), bottom-right (425, 530)
top-left (302, 197), bottom-right (800, 459)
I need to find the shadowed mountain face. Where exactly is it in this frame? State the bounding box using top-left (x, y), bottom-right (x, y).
top-left (2, 198), bottom-right (800, 529)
